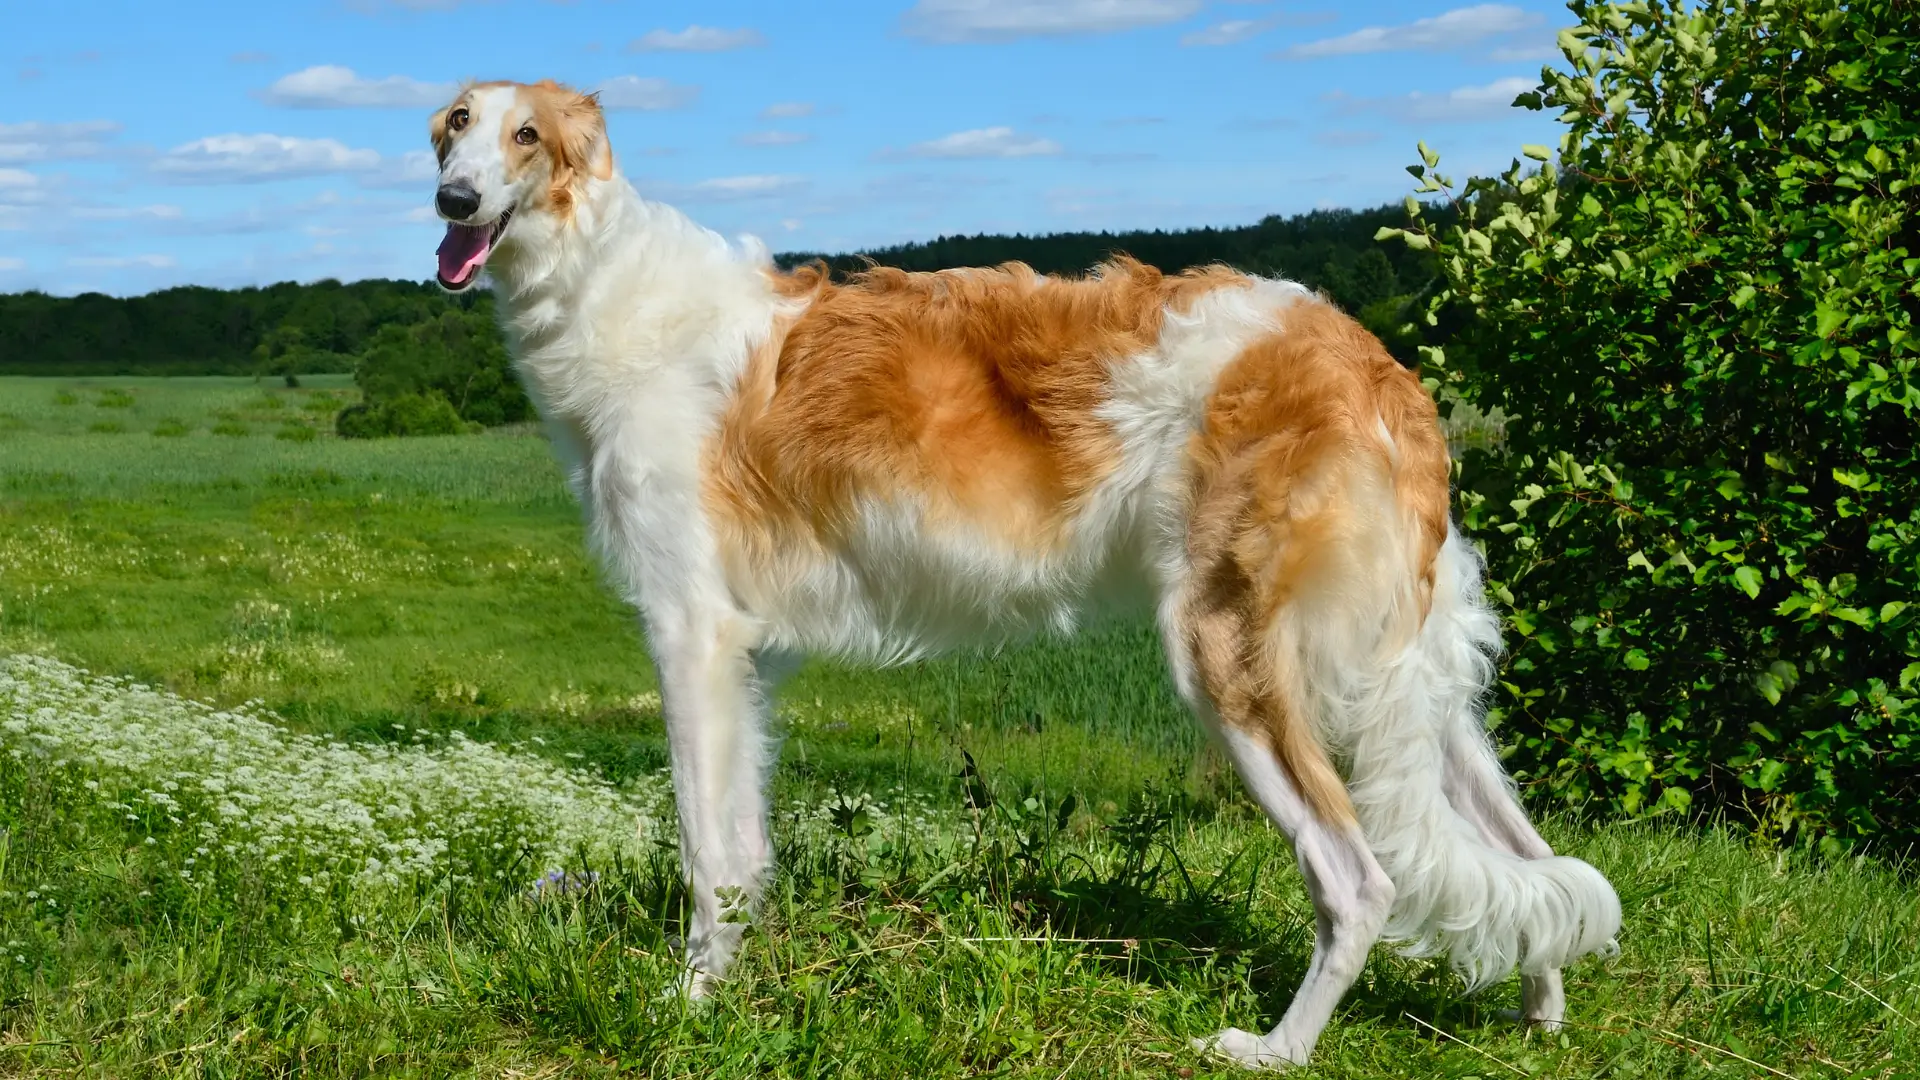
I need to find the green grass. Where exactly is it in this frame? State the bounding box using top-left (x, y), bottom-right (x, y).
top-left (2, 376), bottom-right (1915, 1078)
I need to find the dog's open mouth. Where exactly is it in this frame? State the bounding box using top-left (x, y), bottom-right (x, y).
top-left (436, 209), bottom-right (512, 291)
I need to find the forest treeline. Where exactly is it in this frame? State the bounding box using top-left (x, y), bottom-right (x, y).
top-left (0, 204), bottom-right (1432, 380)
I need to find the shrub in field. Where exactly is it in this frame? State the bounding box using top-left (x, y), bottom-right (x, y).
top-left (351, 305), bottom-right (529, 431)
top-left (1388, 0), bottom-right (1917, 849)
top-left (335, 391), bottom-right (475, 438)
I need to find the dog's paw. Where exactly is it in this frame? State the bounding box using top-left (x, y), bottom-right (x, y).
top-left (648, 966), bottom-right (720, 1015)
top-left (1494, 1007), bottom-right (1566, 1032)
top-left (1191, 1027), bottom-right (1306, 1072)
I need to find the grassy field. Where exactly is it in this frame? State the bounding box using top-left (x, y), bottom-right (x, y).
top-left (2, 376), bottom-right (1914, 1078)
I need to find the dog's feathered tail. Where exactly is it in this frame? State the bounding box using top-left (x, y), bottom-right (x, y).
top-left (1255, 419), bottom-right (1621, 987)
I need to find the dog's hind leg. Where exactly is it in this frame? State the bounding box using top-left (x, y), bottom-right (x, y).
top-left (650, 608), bottom-right (768, 997)
top-left (1203, 723), bottom-right (1394, 1069)
top-left (1163, 589), bottom-right (1392, 1071)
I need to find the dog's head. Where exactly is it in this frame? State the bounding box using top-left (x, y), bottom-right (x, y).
top-left (427, 79), bottom-right (613, 291)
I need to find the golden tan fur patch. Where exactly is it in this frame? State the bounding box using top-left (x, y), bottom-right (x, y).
top-left (706, 257), bottom-right (1247, 566)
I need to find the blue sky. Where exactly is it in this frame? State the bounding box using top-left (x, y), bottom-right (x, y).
top-left (1, 1), bottom-right (1574, 296)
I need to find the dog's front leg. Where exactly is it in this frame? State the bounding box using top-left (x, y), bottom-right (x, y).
top-left (649, 607), bottom-right (768, 998)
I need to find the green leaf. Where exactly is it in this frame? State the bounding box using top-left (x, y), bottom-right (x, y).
top-left (1373, 226), bottom-right (1405, 241)
top-left (1831, 466), bottom-right (1871, 489)
top-left (1733, 566), bottom-right (1763, 599)
top-left (1756, 759), bottom-right (1788, 792)
top-left (1522, 144), bottom-right (1552, 161)
top-left (1418, 140), bottom-right (1439, 168)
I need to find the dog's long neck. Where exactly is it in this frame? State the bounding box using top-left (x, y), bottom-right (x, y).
top-left (485, 172), bottom-right (782, 437)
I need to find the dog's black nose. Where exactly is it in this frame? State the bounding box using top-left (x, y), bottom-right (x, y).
top-left (436, 182), bottom-right (481, 222)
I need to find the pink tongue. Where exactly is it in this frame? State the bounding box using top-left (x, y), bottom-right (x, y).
top-left (437, 223), bottom-right (492, 285)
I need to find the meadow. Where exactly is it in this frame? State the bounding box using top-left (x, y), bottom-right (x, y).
top-left (2, 375), bottom-right (1915, 1078)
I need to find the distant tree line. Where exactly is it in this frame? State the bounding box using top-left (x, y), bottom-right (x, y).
top-left (0, 279), bottom-right (477, 377)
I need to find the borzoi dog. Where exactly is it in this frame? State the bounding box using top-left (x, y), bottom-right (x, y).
top-left (428, 80), bottom-right (1620, 1070)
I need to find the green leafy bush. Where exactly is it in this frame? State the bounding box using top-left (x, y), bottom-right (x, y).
top-left (335, 392), bottom-right (474, 439)
top-left (352, 305), bottom-right (529, 431)
top-left (1390, 0), bottom-right (1917, 850)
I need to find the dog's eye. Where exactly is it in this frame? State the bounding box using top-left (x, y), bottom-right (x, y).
top-left (515, 126), bottom-right (538, 146)
top-left (447, 108), bottom-right (469, 132)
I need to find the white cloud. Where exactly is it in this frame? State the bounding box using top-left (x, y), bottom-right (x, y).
top-left (152, 134), bottom-right (382, 183)
top-left (259, 65), bottom-right (454, 108)
top-left (0, 257), bottom-right (25, 271)
top-left (1329, 76), bottom-right (1537, 123)
top-left (904, 126), bottom-right (1062, 159)
top-left (738, 130), bottom-right (811, 147)
top-left (1282, 4), bottom-right (1541, 58)
top-left (1182, 19), bottom-right (1272, 46)
top-left (628, 25), bottom-right (765, 52)
top-left (761, 101), bottom-right (815, 119)
top-left (903, 0), bottom-right (1202, 43)
top-left (1181, 13), bottom-right (1331, 47)
top-left (1488, 42), bottom-right (1561, 62)
top-left (594, 75), bottom-right (699, 111)
top-left (652, 174), bottom-right (807, 202)
top-left (0, 120), bottom-right (123, 164)
top-left (68, 254), bottom-right (177, 269)
top-left (0, 168), bottom-right (38, 189)
top-left (71, 204), bottom-right (185, 221)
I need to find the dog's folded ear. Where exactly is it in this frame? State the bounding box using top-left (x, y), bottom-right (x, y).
top-left (535, 82), bottom-right (613, 211)
top-left (580, 91), bottom-right (613, 181)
